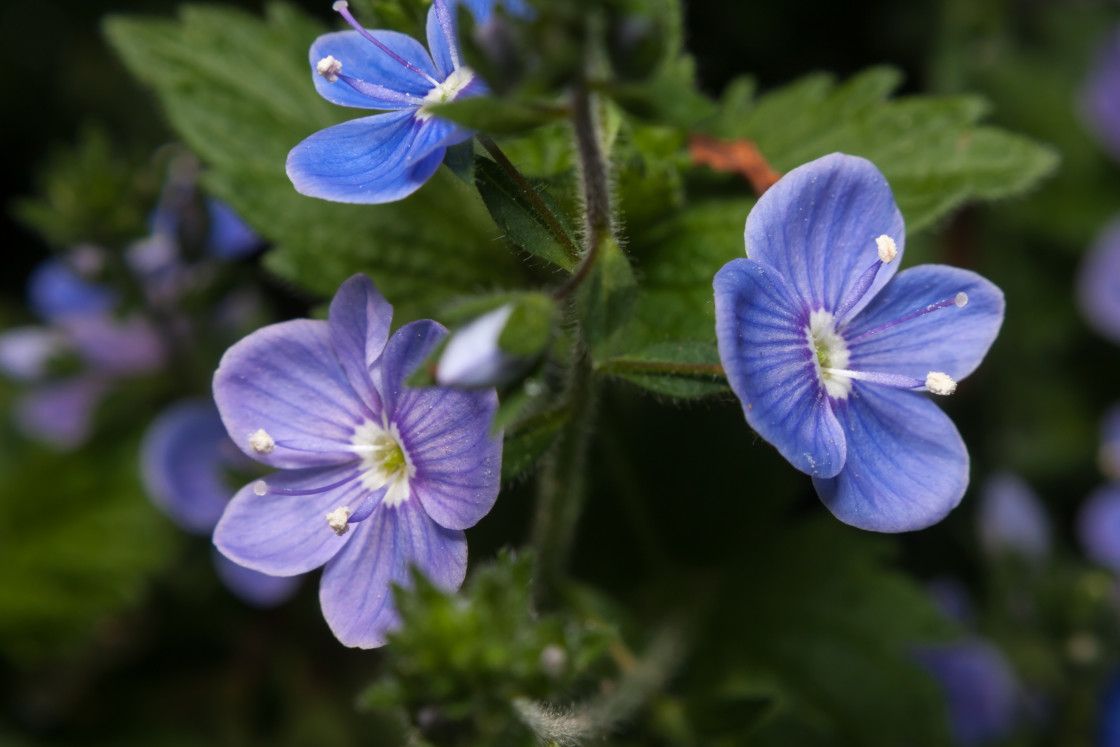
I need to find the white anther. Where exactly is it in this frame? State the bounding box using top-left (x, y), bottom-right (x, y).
top-left (955, 292), bottom-right (968, 308)
top-left (326, 506), bottom-right (351, 536)
top-left (253, 480), bottom-right (268, 496)
top-left (248, 428), bottom-right (275, 455)
top-left (876, 235), bottom-right (898, 264)
top-left (332, 0), bottom-right (349, 11)
top-left (316, 55), bottom-right (343, 83)
top-left (925, 371), bottom-right (957, 395)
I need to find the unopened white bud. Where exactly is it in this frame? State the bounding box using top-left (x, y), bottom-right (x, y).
top-left (253, 479), bottom-right (269, 496)
top-left (316, 55), bottom-right (342, 83)
top-left (876, 234), bottom-right (898, 264)
top-left (955, 292), bottom-right (968, 308)
top-left (326, 506), bottom-right (351, 536)
top-left (248, 428), bottom-right (275, 454)
top-left (925, 371), bottom-right (957, 395)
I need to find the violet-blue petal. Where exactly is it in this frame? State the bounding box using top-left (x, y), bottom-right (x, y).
top-left (329, 274), bottom-right (393, 415)
top-left (212, 549), bottom-right (301, 608)
top-left (714, 258), bottom-right (846, 478)
top-left (61, 315), bottom-right (166, 376)
top-left (213, 463), bottom-right (364, 575)
top-left (426, 0), bottom-right (463, 79)
top-left (1077, 485), bottom-right (1120, 573)
top-left (408, 115), bottom-right (474, 166)
top-left (286, 110), bottom-right (446, 204)
top-left (15, 377), bottom-right (108, 449)
top-left (27, 258), bottom-right (116, 322)
top-left (744, 153), bottom-right (905, 319)
top-left (977, 472), bottom-right (1050, 560)
top-left (0, 326), bottom-right (65, 382)
top-left (377, 319), bottom-right (448, 421)
top-left (213, 318), bottom-right (370, 468)
top-left (1099, 667), bottom-right (1120, 747)
top-left (206, 199), bottom-right (261, 259)
top-left (1077, 218), bottom-right (1120, 345)
top-left (814, 386), bottom-right (968, 532)
top-left (452, 0), bottom-right (534, 23)
top-left (319, 498), bottom-right (467, 648)
top-left (396, 386), bottom-right (501, 530)
top-left (846, 264), bottom-right (1005, 383)
top-left (140, 401), bottom-right (234, 534)
top-left (1082, 25), bottom-right (1120, 164)
top-left (310, 29), bottom-right (437, 109)
top-left (913, 639), bottom-right (1018, 746)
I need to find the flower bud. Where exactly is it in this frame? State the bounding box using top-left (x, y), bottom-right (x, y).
top-left (436, 304), bottom-right (524, 388)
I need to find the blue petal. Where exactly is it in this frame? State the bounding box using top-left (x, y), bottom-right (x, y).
top-left (845, 265), bottom-right (1005, 383)
top-left (319, 498), bottom-right (466, 648)
top-left (27, 258), bottom-right (117, 322)
top-left (0, 326), bottom-right (66, 382)
top-left (213, 319), bottom-right (372, 469)
top-left (15, 376), bottom-right (108, 450)
top-left (745, 153), bottom-right (904, 319)
top-left (328, 274), bottom-right (393, 416)
top-left (913, 639), bottom-right (1018, 746)
top-left (286, 111), bottom-right (448, 204)
top-left (408, 115), bottom-right (473, 165)
top-left (1077, 485), bottom-right (1120, 573)
top-left (140, 400), bottom-right (234, 534)
top-left (377, 319), bottom-right (448, 421)
top-left (977, 472), bottom-right (1050, 560)
top-left (60, 315), bottom-right (165, 376)
top-left (451, 0), bottom-right (534, 24)
top-left (714, 258), bottom-right (846, 478)
top-left (426, 0), bottom-right (463, 79)
top-left (1082, 25), bottom-right (1120, 164)
top-left (1098, 666), bottom-right (1120, 747)
top-left (310, 29), bottom-right (437, 109)
top-left (813, 386), bottom-right (968, 532)
top-left (1078, 218), bottom-right (1120, 345)
top-left (212, 549), bottom-right (301, 608)
top-left (206, 199), bottom-right (261, 259)
top-left (213, 463), bottom-right (364, 576)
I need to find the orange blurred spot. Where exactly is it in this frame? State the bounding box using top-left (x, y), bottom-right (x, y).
top-left (689, 134), bottom-right (782, 196)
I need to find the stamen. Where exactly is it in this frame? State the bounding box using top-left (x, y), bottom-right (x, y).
top-left (316, 55), bottom-right (342, 82)
top-left (336, 75), bottom-right (425, 106)
top-left (264, 470), bottom-right (361, 497)
top-left (332, 1), bottom-right (440, 86)
top-left (876, 235), bottom-right (898, 263)
top-left (925, 371), bottom-right (957, 395)
top-left (848, 294), bottom-right (967, 343)
top-left (248, 428), bottom-right (275, 455)
top-left (326, 506), bottom-right (351, 536)
top-left (253, 480), bottom-right (268, 496)
top-left (820, 367), bottom-right (925, 390)
top-left (834, 235), bottom-right (899, 323)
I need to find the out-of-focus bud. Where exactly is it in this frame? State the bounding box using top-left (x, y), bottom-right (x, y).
top-left (465, 13), bottom-right (525, 96)
top-left (977, 472), bottom-right (1051, 562)
top-left (436, 293), bottom-right (555, 388)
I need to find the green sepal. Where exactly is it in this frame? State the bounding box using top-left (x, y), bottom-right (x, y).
top-left (498, 293), bottom-right (557, 356)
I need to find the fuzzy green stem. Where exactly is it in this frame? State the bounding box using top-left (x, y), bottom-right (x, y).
top-left (598, 359), bottom-right (727, 378)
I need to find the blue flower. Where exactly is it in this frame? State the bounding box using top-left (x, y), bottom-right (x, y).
top-left (1082, 24), bottom-right (1120, 165)
top-left (141, 400), bottom-right (301, 607)
top-left (211, 274), bottom-right (502, 647)
top-left (977, 472), bottom-right (1051, 561)
top-left (713, 153), bottom-right (1005, 532)
top-left (913, 639), bottom-right (1019, 745)
top-left (285, 0), bottom-right (490, 204)
top-left (1078, 218), bottom-right (1120, 345)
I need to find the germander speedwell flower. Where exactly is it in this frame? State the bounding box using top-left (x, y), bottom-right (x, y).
top-left (713, 153), bottom-right (1005, 532)
top-left (286, 0), bottom-right (489, 204)
top-left (212, 274), bottom-right (502, 647)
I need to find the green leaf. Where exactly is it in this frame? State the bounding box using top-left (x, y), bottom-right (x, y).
top-left (474, 156), bottom-right (579, 270)
top-left (578, 236), bottom-right (638, 356)
top-left (104, 3), bottom-right (527, 321)
top-left (606, 55), bottom-right (716, 128)
top-left (706, 66), bottom-right (1059, 231)
top-left (501, 405), bottom-right (567, 481)
top-left (599, 340), bottom-right (728, 399)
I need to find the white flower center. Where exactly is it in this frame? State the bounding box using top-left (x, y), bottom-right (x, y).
top-left (351, 419), bottom-right (415, 509)
top-left (416, 67), bottom-right (476, 121)
top-left (806, 309), bottom-right (852, 400)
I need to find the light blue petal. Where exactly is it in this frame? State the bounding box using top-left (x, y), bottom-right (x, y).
top-left (1082, 25), bottom-right (1120, 164)
top-left (213, 463), bottom-right (364, 576)
top-left (0, 326), bottom-right (66, 382)
top-left (813, 385), bottom-right (968, 532)
top-left (206, 199), bottom-right (261, 259)
top-left (745, 153), bottom-right (904, 319)
top-left (310, 29), bottom-right (436, 109)
top-left (1078, 218), bottom-right (1120, 345)
top-left (319, 498), bottom-right (467, 648)
top-left (15, 376), bottom-right (108, 450)
top-left (1077, 485), bottom-right (1120, 573)
top-left (212, 549), bottom-right (301, 608)
top-left (714, 258), bottom-right (846, 478)
top-left (426, 0), bottom-right (462, 79)
top-left (140, 400), bottom-right (233, 534)
top-left (27, 257), bottom-right (117, 322)
top-left (60, 315), bottom-right (165, 376)
top-left (845, 265), bottom-right (1005, 383)
top-left (377, 319), bottom-right (448, 421)
top-left (977, 472), bottom-right (1050, 560)
top-left (453, 0), bottom-right (534, 24)
top-left (913, 639), bottom-right (1018, 746)
top-left (408, 115), bottom-right (473, 165)
top-left (286, 111), bottom-right (448, 204)
top-left (328, 274), bottom-right (393, 416)
top-left (213, 319), bottom-right (371, 469)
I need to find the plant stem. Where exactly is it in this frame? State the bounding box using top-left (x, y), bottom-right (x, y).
top-left (598, 359), bottom-right (727, 378)
top-left (476, 134), bottom-right (581, 264)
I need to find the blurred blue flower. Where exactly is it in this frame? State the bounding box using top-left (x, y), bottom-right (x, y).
top-left (914, 639), bottom-right (1019, 745)
top-left (141, 400), bottom-right (300, 607)
top-left (1078, 219), bottom-right (1120, 346)
top-left (977, 472), bottom-right (1051, 561)
top-left (286, 0), bottom-right (490, 204)
top-left (1083, 24), bottom-right (1120, 165)
top-left (26, 251), bottom-right (116, 322)
top-left (1099, 667), bottom-right (1120, 747)
top-left (212, 274), bottom-right (502, 647)
top-left (713, 153), bottom-right (1005, 532)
